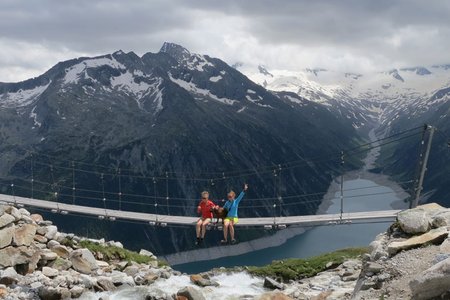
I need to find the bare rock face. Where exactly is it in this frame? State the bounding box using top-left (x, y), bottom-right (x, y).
top-left (387, 227), bottom-right (449, 255)
top-left (410, 257), bottom-right (450, 300)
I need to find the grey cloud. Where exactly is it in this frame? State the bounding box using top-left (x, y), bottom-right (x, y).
top-left (0, 0), bottom-right (449, 81)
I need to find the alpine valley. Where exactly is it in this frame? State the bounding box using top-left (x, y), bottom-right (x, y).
top-left (0, 43), bottom-right (450, 255)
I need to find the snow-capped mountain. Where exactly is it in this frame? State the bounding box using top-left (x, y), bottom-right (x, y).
top-left (238, 64), bottom-right (450, 131)
top-left (239, 62), bottom-right (450, 205)
top-left (0, 43), bottom-right (361, 254)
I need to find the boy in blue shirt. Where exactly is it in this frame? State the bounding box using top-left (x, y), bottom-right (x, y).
top-left (222, 183), bottom-right (248, 245)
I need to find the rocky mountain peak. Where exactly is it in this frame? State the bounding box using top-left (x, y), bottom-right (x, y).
top-left (400, 66), bottom-right (432, 76)
top-left (387, 69), bottom-right (405, 82)
top-left (258, 65), bottom-right (273, 77)
top-left (159, 42), bottom-right (191, 61)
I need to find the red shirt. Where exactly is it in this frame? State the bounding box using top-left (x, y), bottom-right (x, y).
top-left (197, 199), bottom-right (215, 219)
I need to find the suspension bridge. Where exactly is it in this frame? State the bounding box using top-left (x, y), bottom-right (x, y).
top-left (0, 125), bottom-right (437, 229)
top-left (0, 193), bottom-right (401, 227)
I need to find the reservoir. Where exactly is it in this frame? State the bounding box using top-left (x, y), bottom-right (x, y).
top-left (173, 175), bottom-right (409, 273)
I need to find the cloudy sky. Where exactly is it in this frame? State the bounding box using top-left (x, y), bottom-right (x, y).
top-left (1, 0), bottom-right (449, 82)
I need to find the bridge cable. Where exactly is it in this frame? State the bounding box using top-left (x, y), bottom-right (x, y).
top-left (72, 161), bottom-right (76, 205)
top-left (30, 154), bottom-right (34, 199)
top-left (100, 173), bottom-right (107, 216)
top-left (272, 169), bottom-right (278, 225)
top-left (11, 181), bottom-right (16, 206)
top-left (277, 165), bottom-right (283, 218)
top-left (49, 164), bottom-right (60, 211)
top-left (20, 128), bottom-right (423, 183)
top-left (118, 168), bottom-right (122, 211)
top-left (166, 172), bottom-right (170, 215)
top-left (153, 177), bottom-right (158, 223)
top-left (340, 151), bottom-right (345, 222)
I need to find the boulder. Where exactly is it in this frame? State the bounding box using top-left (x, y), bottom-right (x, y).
top-left (365, 262), bottom-right (383, 274)
top-left (48, 257), bottom-right (72, 271)
top-left (41, 250), bottom-right (58, 261)
top-left (410, 257), bottom-right (450, 299)
top-left (139, 249), bottom-right (155, 257)
top-left (6, 207), bottom-right (21, 221)
top-left (50, 245), bottom-right (70, 259)
top-left (176, 286), bottom-right (206, 300)
top-left (0, 267), bottom-right (19, 286)
top-left (70, 286), bottom-right (84, 298)
top-left (0, 224), bottom-right (15, 249)
top-left (264, 277), bottom-right (284, 290)
top-left (13, 224), bottom-right (37, 246)
top-left (45, 225), bottom-right (58, 240)
top-left (36, 226), bottom-right (48, 236)
top-left (38, 286), bottom-right (68, 300)
top-left (0, 214), bottom-right (15, 229)
top-left (69, 248), bottom-right (99, 274)
top-left (42, 267), bottom-right (59, 278)
top-left (190, 274), bottom-right (219, 287)
top-left (107, 241), bottom-right (123, 248)
top-left (397, 208), bottom-right (430, 234)
top-left (123, 265), bottom-right (140, 276)
top-left (0, 245), bottom-right (40, 269)
top-left (18, 208), bottom-right (30, 217)
top-left (116, 261), bottom-right (129, 271)
top-left (110, 271), bottom-right (135, 286)
top-left (30, 214), bottom-right (44, 223)
top-left (96, 277), bottom-right (116, 291)
top-left (47, 240), bottom-right (60, 249)
top-left (34, 234), bottom-right (48, 244)
top-left (440, 238), bottom-right (450, 253)
top-left (96, 260), bottom-right (110, 268)
top-left (0, 287), bottom-right (7, 298)
top-left (143, 273), bottom-right (159, 285)
top-left (432, 209), bottom-right (450, 228)
top-left (256, 292), bottom-right (294, 300)
top-left (388, 227), bottom-right (449, 255)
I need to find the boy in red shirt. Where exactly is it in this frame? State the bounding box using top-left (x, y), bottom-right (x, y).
top-left (196, 191), bottom-right (217, 245)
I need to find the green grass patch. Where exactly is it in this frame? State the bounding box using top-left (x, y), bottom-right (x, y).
top-left (79, 240), bottom-right (167, 266)
top-left (248, 247), bottom-right (367, 282)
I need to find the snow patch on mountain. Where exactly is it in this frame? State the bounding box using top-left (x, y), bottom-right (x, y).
top-left (29, 106), bottom-right (41, 128)
top-left (146, 79), bottom-right (165, 114)
top-left (188, 54), bottom-right (214, 72)
top-left (209, 75), bottom-right (222, 82)
top-left (245, 94), bottom-right (272, 109)
top-left (111, 71), bottom-right (152, 98)
top-left (64, 57), bottom-right (125, 85)
top-left (0, 81), bottom-right (51, 108)
top-left (169, 75), bottom-right (236, 105)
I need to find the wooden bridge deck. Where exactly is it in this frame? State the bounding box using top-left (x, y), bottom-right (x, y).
top-left (0, 193), bottom-right (400, 227)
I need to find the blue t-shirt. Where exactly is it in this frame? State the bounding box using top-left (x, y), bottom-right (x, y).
top-left (223, 191), bottom-right (245, 218)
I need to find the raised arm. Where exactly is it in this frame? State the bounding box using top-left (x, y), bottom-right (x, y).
top-left (235, 184), bottom-right (248, 205)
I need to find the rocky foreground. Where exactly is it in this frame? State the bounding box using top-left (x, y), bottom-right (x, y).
top-left (1, 203), bottom-right (450, 300)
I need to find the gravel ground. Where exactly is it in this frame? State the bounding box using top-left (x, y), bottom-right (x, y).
top-left (354, 244), bottom-right (442, 300)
